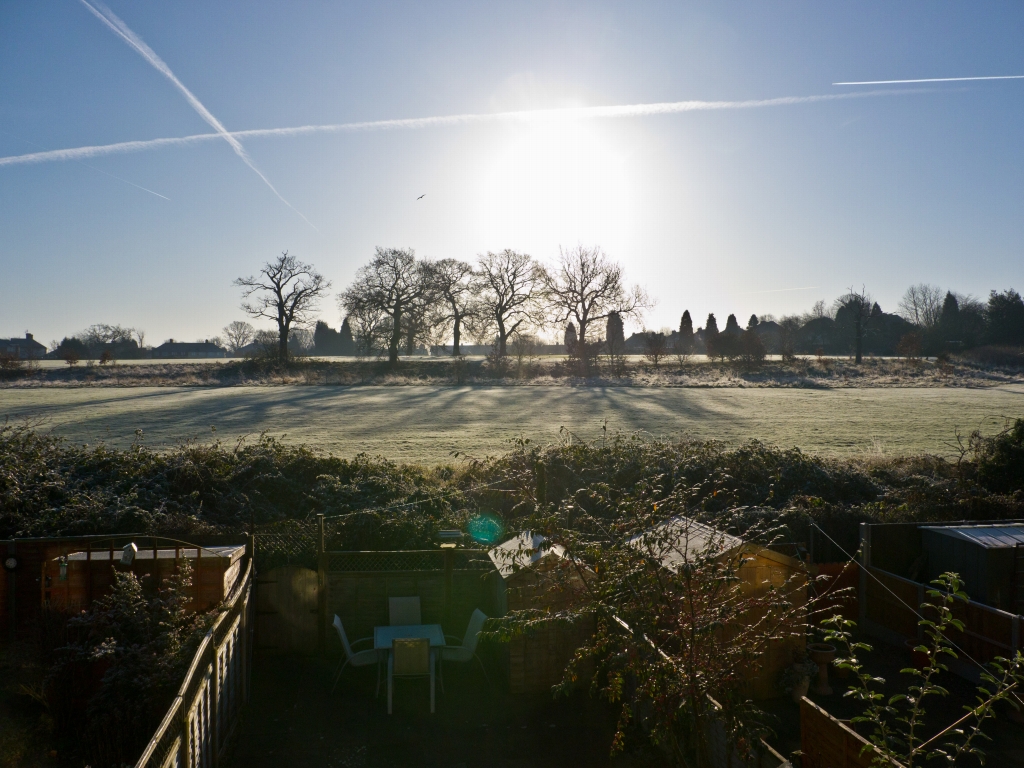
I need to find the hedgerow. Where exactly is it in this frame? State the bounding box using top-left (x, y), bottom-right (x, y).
top-left (1, 420), bottom-right (1022, 550)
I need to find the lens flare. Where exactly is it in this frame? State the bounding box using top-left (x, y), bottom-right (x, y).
top-left (467, 514), bottom-right (504, 545)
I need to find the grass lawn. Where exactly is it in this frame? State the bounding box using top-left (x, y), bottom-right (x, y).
top-left (2, 384), bottom-right (1022, 463)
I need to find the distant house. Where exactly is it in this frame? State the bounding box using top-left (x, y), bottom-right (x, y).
top-left (152, 340), bottom-right (227, 359)
top-left (1, 332), bottom-right (47, 360)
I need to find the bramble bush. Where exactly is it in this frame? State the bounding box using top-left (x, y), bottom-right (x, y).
top-left (1, 420), bottom-right (1022, 549)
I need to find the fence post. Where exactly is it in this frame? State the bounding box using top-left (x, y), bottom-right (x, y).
top-left (859, 523), bottom-right (870, 626)
top-left (317, 514), bottom-right (326, 656)
top-left (443, 548), bottom-right (454, 633)
top-left (211, 644), bottom-right (221, 767)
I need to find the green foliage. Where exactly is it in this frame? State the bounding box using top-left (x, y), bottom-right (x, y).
top-left (975, 419), bottom-right (1024, 495)
top-left (823, 573), bottom-right (1024, 767)
top-left (2, 422), bottom-right (1022, 548)
top-left (46, 561), bottom-right (214, 767)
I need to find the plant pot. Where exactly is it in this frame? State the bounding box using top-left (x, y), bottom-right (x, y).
top-left (790, 675), bottom-right (810, 703)
top-left (832, 660), bottom-right (850, 680)
top-left (904, 639), bottom-right (929, 670)
top-left (807, 643), bottom-right (836, 696)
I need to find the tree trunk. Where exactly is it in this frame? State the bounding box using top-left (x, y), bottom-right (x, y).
top-left (497, 317), bottom-right (507, 357)
top-left (388, 309), bottom-right (402, 364)
top-left (278, 326), bottom-right (289, 363)
top-left (854, 314), bottom-right (863, 364)
top-left (452, 316), bottom-right (461, 356)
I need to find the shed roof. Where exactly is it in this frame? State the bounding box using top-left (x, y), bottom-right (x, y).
top-left (627, 516), bottom-right (744, 572)
top-left (921, 524), bottom-right (1024, 550)
top-left (488, 531), bottom-right (566, 578)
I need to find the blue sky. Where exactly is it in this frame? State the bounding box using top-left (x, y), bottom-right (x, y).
top-left (1, 1), bottom-right (1023, 345)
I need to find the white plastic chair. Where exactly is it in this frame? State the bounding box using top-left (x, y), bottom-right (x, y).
top-left (331, 615), bottom-right (379, 694)
top-left (388, 637), bottom-right (435, 714)
top-left (441, 609), bottom-right (489, 686)
top-left (389, 596), bottom-right (421, 626)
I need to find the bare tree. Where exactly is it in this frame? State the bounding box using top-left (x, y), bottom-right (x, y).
top-left (542, 245), bottom-right (649, 368)
top-left (222, 321), bottom-right (255, 355)
top-left (339, 247), bottom-right (429, 364)
top-left (235, 252), bottom-right (330, 364)
top-left (641, 330), bottom-right (668, 368)
top-left (133, 328), bottom-right (146, 349)
top-left (898, 283), bottom-right (944, 329)
top-left (472, 249), bottom-right (544, 357)
top-left (834, 286), bottom-right (872, 364)
top-left (424, 258), bottom-right (475, 356)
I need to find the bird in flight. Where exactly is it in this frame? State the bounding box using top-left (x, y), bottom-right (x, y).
top-left (417, 194), bottom-right (425, 200)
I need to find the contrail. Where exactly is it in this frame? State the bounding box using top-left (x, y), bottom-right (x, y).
top-left (834, 75), bottom-right (1024, 86)
top-left (0, 129), bottom-right (168, 199)
top-left (77, 0), bottom-right (316, 230)
top-left (0, 89), bottom-right (907, 169)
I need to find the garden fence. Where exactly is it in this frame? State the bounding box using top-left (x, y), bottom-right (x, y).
top-left (134, 559), bottom-right (253, 768)
top-left (859, 523), bottom-right (1021, 683)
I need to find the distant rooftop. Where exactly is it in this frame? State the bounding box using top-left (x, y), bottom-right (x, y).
top-left (921, 524), bottom-right (1024, 549)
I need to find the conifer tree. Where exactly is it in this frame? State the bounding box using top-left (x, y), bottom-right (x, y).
top-left (339, 317), bottom-right (355, 355)
top-left (564, 323), bottom-right (578, 356)
top-left (678, 310), bottom-right (694, 354)
top-left (606, 311), bottom-right (625, 355)
top-left (747, 314), bottom-right (759, 330)
top-left (704, 313), bottom-right (720, 359)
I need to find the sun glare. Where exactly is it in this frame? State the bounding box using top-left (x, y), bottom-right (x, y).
top-left (473, 117), bottom-right (640, 248)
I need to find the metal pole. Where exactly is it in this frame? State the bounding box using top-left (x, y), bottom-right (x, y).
top-left (859, 523), bottom-right (870, 627)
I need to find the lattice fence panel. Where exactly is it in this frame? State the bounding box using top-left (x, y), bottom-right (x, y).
top-left (254, 528), bottom-right (317, 571)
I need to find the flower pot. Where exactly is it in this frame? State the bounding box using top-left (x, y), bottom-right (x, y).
top-left (905, 639), bottom-right (929, 670)
top-left (790, 675), bottom-right (810, 703)
top-left (807, 643), bottom-right (836, 696)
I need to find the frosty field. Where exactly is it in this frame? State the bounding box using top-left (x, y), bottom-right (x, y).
top-left (3, 384), bottom-right (1023, 464)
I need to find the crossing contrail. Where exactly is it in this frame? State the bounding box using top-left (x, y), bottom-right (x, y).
top-left (77, 0), bottom-right (317, 230)
top-left (834, 75), bottom-right (1024, 86)
top-left (0, 89), bottom-right (907, 169)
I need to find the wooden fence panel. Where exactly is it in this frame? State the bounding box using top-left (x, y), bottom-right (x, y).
top-left (865, 568), bottom-right (920, 639)
top-left (800, 697), bottom-right (879, 768)
top-left (134, 560), bottom-right (253, 768)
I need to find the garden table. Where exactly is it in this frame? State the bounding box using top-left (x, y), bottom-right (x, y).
top-left (375, 624), bottom-right (446, 713)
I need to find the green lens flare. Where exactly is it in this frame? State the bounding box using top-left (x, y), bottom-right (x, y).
top-left (467, 514), bottom-right (504, 545)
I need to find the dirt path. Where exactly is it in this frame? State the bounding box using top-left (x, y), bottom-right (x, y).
top-left (2, 385), bottom-right (1022, 463)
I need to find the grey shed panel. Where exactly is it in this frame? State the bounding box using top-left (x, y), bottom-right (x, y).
top-left (920, 525), bottom-right (1024, 611)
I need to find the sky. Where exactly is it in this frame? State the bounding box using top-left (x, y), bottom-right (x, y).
top-left (1, 1), bottom-right (1023, 346)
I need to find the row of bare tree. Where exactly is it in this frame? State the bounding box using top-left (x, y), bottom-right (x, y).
top-left (236, 246), bottom-right (649, 364)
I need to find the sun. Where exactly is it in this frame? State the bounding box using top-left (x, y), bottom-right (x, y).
top-left (473, 116), bottom-right (640, 248)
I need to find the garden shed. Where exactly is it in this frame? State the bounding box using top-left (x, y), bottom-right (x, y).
top-left (631, 516), bottom-right (809, 700)
top-left (42, 543), bottom-right (246, 613)
top-left (489, 532), bottom-right (594, 694)
top-left (920, 524), bottom-right (1024, 612)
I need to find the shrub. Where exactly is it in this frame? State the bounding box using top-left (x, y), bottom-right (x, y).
top-left (47, 561), bottom-right (214, 766)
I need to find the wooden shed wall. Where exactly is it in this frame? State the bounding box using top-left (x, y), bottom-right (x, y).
top-left (736, 548), bottom-right (808, 701)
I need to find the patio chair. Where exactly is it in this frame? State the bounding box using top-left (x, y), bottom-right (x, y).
top-left (331, 615), bottom-right (379, 694)
top-left (388, 596), bottom-right (421, 626)
top-left (440, 608), bottom-right (489, 687)
top-left (388, 637), bottom-right (435, 714)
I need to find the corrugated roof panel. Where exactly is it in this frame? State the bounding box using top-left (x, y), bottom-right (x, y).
top-left (628, 516), bottom-right (744, 572)
top-left (921, 525), bottom-right (1024, 549)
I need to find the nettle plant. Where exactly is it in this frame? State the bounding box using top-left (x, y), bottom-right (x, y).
top-left (489, 488), bottom-right (818, 768)
top-left (823, 573), bottom-right (1024, 767)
